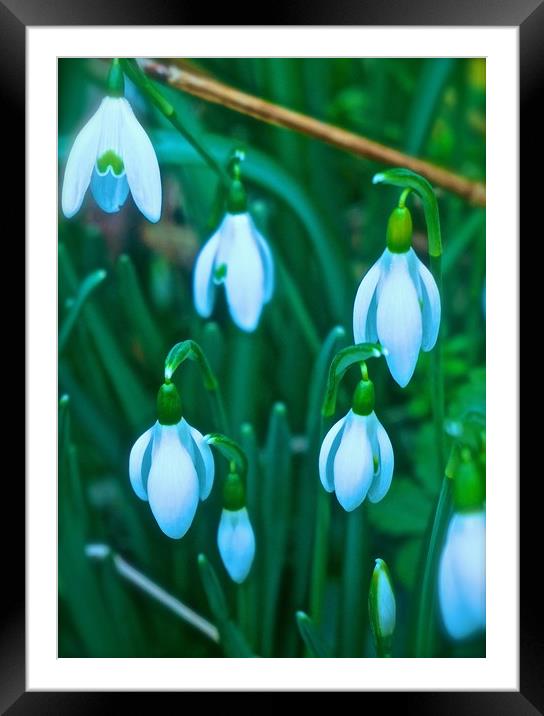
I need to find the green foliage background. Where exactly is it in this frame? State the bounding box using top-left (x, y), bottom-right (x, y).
top-left (58, 58), bottom-right (485, 658)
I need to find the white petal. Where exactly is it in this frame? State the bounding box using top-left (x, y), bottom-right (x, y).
top-left (193, 232), bottom-right (221, 318)
top-left (90, 167), bottom-right (129, 213)
top-left (333, 411), bottom-right (375, 512)
top-left (249, 216), bottom-right (275, 303)
top-left (377, 252), bottom-right (422, 387)
top-left (177, 419), bottom-right (215, 501)
top-left (318, 414), bottom-right (347, 492)
top-left (367, 413), bottom-right (394, 504)
top-left (217, 508), bottom-right (256, 583)
top-left (61, 101), bottom-right (104, 218)
top-left (220, 213), bottom-right (266, 332)
top-left (353, 253), bottom-right (385, 344)
top-left (128, 424), bottom-right (155, 500)
top-left (413, 251), bottom-right (441, 352)
top-left (147, 425), bottom-right (199, 539)
top-left (438, 511), bottom-right (486, 640)
top-left (119, 98), bottom-right (162, 223)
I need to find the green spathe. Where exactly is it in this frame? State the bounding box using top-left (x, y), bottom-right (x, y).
top-left (157, 382), bottom-right (182, 425)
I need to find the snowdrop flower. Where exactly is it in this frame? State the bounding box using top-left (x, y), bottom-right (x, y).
top-left (368, 558), bottom-right (396, 656)
top-left (438, 509), bottom-right (486, 640)
top-left (193, 175), bottom-right (274, 332)
top-left (353, 205), bottom-right (440, 387)
top-left (319, 376), bottom-right (394, 512)
top-left (129, 383), bottom-right (214, 539)
top-left (217, 472), bottom-right (255, 583)
top-left (62, 59), bottom-right (161, 222)
top-left (438, 455), bottom-right (486, 640)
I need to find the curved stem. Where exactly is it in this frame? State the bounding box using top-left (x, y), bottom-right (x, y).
top-left (119, 58), bottom-right (230, 188)
top-left (165, 340), bottom-right (230, 434)
top-left (204, 432), bottom-right (248, 477)
top-left (309, 417), bottom-right (331, 625)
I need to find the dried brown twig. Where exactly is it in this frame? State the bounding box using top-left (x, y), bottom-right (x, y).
top-left (140, 58), bottom-right (486, 207)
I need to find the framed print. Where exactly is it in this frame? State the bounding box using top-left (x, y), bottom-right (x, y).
top-left (8, 0), bottom-right (534, 709)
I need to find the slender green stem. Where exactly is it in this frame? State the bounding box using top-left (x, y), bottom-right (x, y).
top-left (414, 475), bottom-right (452, 657)
top-left (309, 418), bottom-right (331, 624)
top-left (309, 489), bottom-right (331, 624)
top-left (430, 254), bottom-right (446, 474)
top-left (237, 580), bottom-right (251, 644)
top-left (208, 387), bottom-right (230, 436)
top-left (339, 506), bottom-right (368, 656)
top-left (376, 642), bottom-right (392, 658)
top-left (119, 58), bottom-right (230, 188)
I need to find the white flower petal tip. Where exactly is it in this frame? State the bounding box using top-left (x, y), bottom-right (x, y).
top-left (319, 410), bottom-right (394, 511)
top-left (129, 420), bottom-right (211, 539)
top-left (217, 508), bottom-right (256, 583)
top-left (352, 248), bottom-right (441, 387)
top-left (438, 511), bottom-right (486, 640)
top-left (192, 212), bottom-right (274, 332)
top-left (61, 96), bottom-right (161, 222)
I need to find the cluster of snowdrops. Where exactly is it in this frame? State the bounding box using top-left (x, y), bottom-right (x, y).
top-left (61, 59), bottom-right (485, 649)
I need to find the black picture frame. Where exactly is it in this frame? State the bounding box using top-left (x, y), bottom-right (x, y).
top-left (10, 1), bottom-right (533, 710)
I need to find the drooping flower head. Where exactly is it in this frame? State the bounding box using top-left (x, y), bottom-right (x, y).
top-left (217, 471), bottom-right (255, 584)
top-left (129, 382), bottom-right (214, 539)
top-left (438, 453), bottom-right (486, 640)
top-left (193, 166), bottom-right (274, 332)
top-left (62, 59), bottom-right (161, 222)
top-left (353, 204), bottom-right (440, 387)
top-left (319, 372), bottom-right (394, 512)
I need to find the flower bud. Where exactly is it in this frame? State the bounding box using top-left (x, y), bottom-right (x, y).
top-left (368, 558), bottom-right (396, 656)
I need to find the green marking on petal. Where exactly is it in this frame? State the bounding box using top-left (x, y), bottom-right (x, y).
top-left (97, 150), bottom-right (125, 176)
top-left (373, 454), bottom-right (380, 473)
top-left (214, 263), bottom-right (227, 282)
